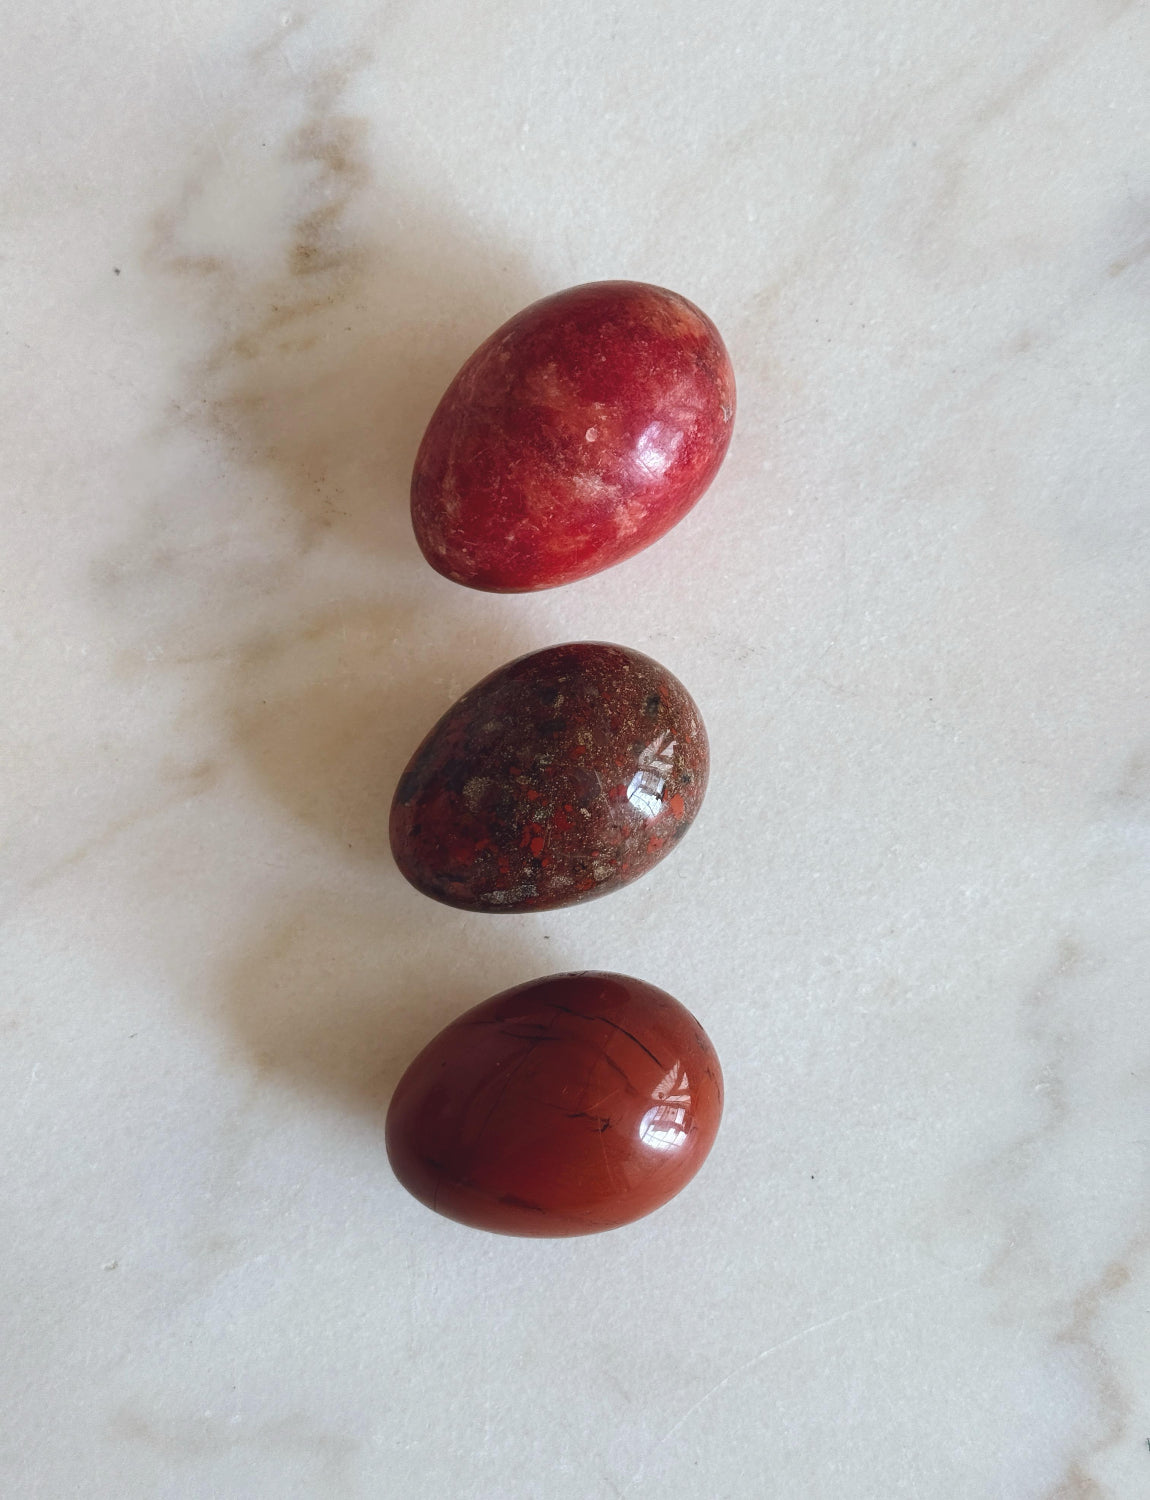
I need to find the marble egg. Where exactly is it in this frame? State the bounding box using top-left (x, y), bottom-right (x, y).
top-left (389, 642), bottom-right (708, 913)
top-left (410, 280), bottom-right (736, 591)
top-left (385, 971), bottom-right (724, 1236)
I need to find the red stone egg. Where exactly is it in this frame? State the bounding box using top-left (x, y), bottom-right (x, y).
top-left (385, 972), bottom-right (724, 1236)
top-left (389, 642), bottom-right (708, 913)
top-left (410, 281), bottom-right (736, 591)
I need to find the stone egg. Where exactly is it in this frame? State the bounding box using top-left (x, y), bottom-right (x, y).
top-left (385, 971), bottom-right (724, 1237)
top-left (389, 642), bottom-right (708, 913)
top-left (410, 281), bottom-right (736, 591)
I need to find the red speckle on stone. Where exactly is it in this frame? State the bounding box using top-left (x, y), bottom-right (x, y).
top-left (389, 643), bottom-right (708, 913)
top-left (385, 971), bottom-right (724, 1236)
top-left (669, 793), bottom-right (686, 819)
top-left (410, 281), bottom-right (736, 592)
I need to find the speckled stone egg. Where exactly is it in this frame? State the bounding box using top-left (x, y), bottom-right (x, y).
top-left (389, 643), bottom-right (708, 913)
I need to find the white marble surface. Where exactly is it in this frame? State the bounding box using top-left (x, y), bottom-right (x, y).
top-left (3, 1), bottom-right (1148, 1495)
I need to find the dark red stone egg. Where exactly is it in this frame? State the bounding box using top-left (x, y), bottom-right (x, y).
top-left (411, 281), bottom-right (736, 591)
top-left (389, 642), bottom-right (708, 913)
top-left (386, 972), bottom-right (724, 1236)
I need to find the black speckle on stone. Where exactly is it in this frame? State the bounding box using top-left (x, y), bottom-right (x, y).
top-left (499, 1193), bottom-right (545, 1212)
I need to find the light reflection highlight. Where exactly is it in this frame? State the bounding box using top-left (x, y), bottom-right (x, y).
top-left (639, 1104), bottom-right (689, 1152)
top-left (639, 1063), bottom-right (693, 1152)
top-left (633, 421), bottom-right (683, 479)
top-left (625, 732), bottom-right (677, 821)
